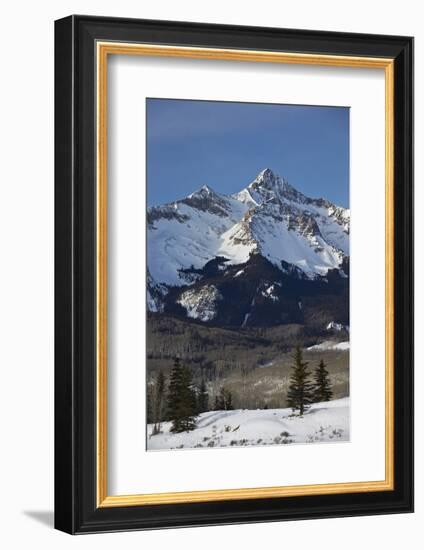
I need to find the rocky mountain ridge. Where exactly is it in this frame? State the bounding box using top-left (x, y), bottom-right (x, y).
top-left (147, 168), bottom-right (349, 328)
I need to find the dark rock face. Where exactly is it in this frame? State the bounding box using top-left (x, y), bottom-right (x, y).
top-left (162, 253), bottom-right (349, 329)
top-left (147, 205), bottom-right (189, 227)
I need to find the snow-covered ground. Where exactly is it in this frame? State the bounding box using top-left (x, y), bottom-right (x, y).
top-left (307, 340), bottom-right (350, 351)
top-left (147, 397), bottom-right (349, 451)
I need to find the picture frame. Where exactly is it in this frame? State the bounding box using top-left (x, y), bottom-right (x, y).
top-left (54, 15), bottom-right (413, 534)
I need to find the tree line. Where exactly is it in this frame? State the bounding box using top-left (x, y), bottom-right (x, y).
top-left (148, 357), bottom-right (234, 434)
top-left (149, 347), bottom-right (333, 435)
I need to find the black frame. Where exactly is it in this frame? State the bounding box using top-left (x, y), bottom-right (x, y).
top-left (55, 15), bottom-right (414, 534)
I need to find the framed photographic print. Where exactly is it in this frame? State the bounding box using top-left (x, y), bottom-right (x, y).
top-left (54, 15), bottom-right (413, 533)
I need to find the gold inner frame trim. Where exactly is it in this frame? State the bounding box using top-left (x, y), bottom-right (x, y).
top-left (96, 41), bottom-right (395, 508)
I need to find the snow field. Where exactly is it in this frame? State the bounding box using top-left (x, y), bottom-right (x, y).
top-left (307, 341), bottom-right (350, 351)
top-left (147, 397), bottom-right (349, 451)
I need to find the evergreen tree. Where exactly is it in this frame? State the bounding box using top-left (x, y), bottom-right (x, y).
top-left (313, 359), bottom-right (333, 403)
top-left (287, 346), bottom-right (313, 416)
top-left (167, 358), bottom-right (183, 424)
top-left (167, 358), bottom-right (197, 433)
top-left (146, 382), bottom-right (155, 424)
top-left (197, 378), bottom-right (209, 414)
top-left (223, 388), bottom-right (233, 411)
top-left (152, 370), bottom-right (166, 435)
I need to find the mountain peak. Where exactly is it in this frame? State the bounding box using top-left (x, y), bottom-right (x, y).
top-left (248, 168), bottom-right (298, 200)
top-left (248, 168), bottom-right (315, 207)
top-left (250, 168), bottom-right (282, 190)
top-left (201, 184), bottom-right (214, 194)
top-left (188, 184), bottom-right (217, 199)
top-left (258, 167), bottom-right (276, 178)
top-left (182, 183), bottom-right (234, 218)
top-left (148, 167), bottom-right (350, 292)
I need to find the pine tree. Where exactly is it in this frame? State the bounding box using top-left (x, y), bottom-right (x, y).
top-left (146, 382), bottom-right (155, 424)
top-left (152, 371), bottom-right (166, 435)
top-left (167, 358), bottom-right (183, 426)
top-left (167, 358), bottom-right (197, 433)
top-left (179, 366), bottom-right (197, 431)
top-left (313, 359), bottom-right (333, 403)
top-left (287, 346), bottom-right (313, 416)
top-left (197, 378), bottom-right (209, 414)
top-left (223, 388), bottom-right (233, 410)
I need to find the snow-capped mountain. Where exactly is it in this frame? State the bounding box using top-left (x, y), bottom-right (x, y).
top-left (147, 168), bottom-right (349, 327)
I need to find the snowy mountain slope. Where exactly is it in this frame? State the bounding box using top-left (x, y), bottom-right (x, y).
top-left (147, 397), bottom-right (350, 450)
top-left (146, 269), bottom-right (168, 313)
top-left (177, 285), bottom-right (223, 322)
top-left (148, 168), bottom-right (349, 287)
top-left (148, 185), bottom-right (249, 286)
top-left (147, 168), bottom-right (350, 324)
top-left (218, 199), bottom-right (344, 276)
top-left (233, 168), bottom-right (349, 256)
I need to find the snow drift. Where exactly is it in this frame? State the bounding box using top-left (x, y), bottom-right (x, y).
top-left (147, 397), bottom-right (350, 451)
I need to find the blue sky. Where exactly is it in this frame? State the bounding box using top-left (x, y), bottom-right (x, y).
top-left (146, 98), bottom-right (349, 208)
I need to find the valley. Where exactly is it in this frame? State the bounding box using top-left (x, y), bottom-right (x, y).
top-left (147, 313), bottom-right (349, 411)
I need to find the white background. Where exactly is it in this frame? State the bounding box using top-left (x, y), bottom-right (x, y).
top-left (108, 56), bottom-right (386, 495)
top-left (0, 1), bottom-right (421, 548)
